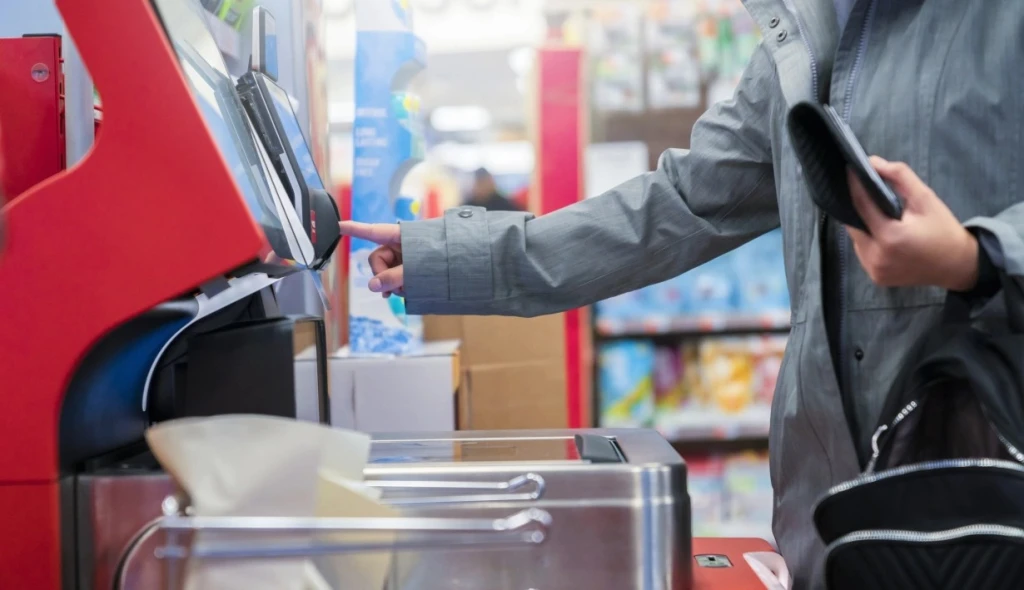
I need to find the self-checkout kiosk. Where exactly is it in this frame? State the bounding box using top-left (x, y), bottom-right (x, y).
top-left (0, 0), bottom-right (341, 586)
top-left (0, 1), bottom-right (778, 588)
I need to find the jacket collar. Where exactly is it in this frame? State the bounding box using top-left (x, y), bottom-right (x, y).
top-left (744, 0), bottom-right (840, 102)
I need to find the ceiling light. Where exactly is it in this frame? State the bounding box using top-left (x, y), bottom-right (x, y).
top-left (508, 47), bottom-right (536, 76)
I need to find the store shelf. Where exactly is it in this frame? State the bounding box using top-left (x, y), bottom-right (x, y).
top-left (595, 312), bottom-right (791, 339)
top-left (659, 407), bottom-right (770, 443)
top-left (671, 436), bottom-right (769, 456)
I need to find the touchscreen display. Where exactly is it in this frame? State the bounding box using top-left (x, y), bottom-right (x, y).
top-left (264, 80), bottom-right (325, 190)
top-left (149, 0), bottom-right (312, 267)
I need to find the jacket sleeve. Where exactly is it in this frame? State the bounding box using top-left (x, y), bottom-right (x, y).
top-left (966, 210), bottom-right (1024, 324)
top-left (401, 44), bottom-right (781, 317)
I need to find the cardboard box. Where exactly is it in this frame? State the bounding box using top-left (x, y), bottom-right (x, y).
top-left (424, 314), bottom-right (566, 367)
top-left (327, 340), bottom-right (460, 433)
top-left (457, 360), bottom-right (568, 430)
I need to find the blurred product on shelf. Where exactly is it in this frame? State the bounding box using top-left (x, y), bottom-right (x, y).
top-left (733, 231), bottom-right (790, 313)
top-left (586, 0), bottom-right (759, 115)
top-left (599, 336), bottom-right (787, 439)
top-left (595, 229), bottom-right (789, 335)
top-left (723, 452), bottom-right (774, 526)
top-left (645, 4), bottom-right (701, 110)
top-left (682, 254), bottom-right (738, 314)
top-left (687, 452), bottom-right (774, 543)
top-left (700, 338), bottom-right (755, 414)
top-left (588, 4), bottom-right (644, 112)
top-left (687, 455), bottom-right (726, 524)
top-left (598, 339), bottom-right (656, 428)
top-left (653, 344), bottom-right (688, 415)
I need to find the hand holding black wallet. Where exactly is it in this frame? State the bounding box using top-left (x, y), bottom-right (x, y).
top-left (786, 101), bottom-right (903, 233)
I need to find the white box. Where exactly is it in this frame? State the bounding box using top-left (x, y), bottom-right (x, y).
top-left (327, 340), bottom-right (460, 433)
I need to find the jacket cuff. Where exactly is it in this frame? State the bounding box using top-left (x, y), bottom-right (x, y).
top-left (443, 206), bottom-right (495, 301)
top-left (965, 216), bottom-right (1023, 274)
top-left (401, 217), bottom-right (449, 301)
top-left (960, 227), bottom-right (1001, 299)
top-left (401, 206), bottom-right (495, 309)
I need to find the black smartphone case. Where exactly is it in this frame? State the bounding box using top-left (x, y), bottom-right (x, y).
top-left (786, 101), bottom-right (903, 233)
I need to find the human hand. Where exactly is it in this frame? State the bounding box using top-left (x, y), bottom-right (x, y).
top-left (338, 221), bottom-right (405, 297)
top-left (846, 156), bottom-right (978, 292)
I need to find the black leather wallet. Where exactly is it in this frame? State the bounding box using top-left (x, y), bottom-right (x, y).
top-left (786, 101), bottom-right (903, 233)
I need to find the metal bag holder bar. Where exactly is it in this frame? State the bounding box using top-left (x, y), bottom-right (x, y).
top-left (367, 473), bottom-right (546, 506)
top-left (114, 495), bottom-right (552, 590)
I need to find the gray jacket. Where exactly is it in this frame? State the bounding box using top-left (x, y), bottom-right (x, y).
top-left (400, 0), bottom-right (1024, 586)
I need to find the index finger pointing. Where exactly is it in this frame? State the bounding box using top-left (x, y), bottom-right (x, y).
top-left (338, 221), bottom-right (400, 245)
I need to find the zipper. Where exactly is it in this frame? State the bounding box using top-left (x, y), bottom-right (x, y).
top-left (840, 1), bottom-right (876, 123)
top-left (997, 434), bottom-right (1024, 464)
top-left (828, 457), bottom-right (1024, 497)
top-left (830, 523), bottom-right (1024, 547)
top-left (864, 399), bottom-right (919, 473)
top-left (863, 390), bottom-right (1024, 475)
top-left (784, 0), bottom-right (821, 101)
top-left (833, 0), bottom-right (877, 404)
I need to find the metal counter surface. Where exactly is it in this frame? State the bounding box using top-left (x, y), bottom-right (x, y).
top-left (73, 428), bottom-right (692, 590)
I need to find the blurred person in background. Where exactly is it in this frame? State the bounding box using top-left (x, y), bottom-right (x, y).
top-left (464, 167), bottom-right (523, 212)
top-left (341, 3), bottom-right (1023, 587)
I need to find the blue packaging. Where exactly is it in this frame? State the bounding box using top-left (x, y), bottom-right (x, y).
top-left (598, 340), bottom-right (656, 427)
top-left (643, 275), bottom-right (688, 319)
top-left (731, 230), bottom-right (789, 314)
top-left (595, 289), bottom-right (648, 322)
top-left (681, 255), bottom-right (739, 315)
top-left (349, 1), bottom-right (427, 355)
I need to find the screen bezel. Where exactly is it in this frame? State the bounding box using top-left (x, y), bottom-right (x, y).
top-left (251, 6), bottom-right (279, 82)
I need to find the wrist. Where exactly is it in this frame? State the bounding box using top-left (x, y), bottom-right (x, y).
top-left (945, 230), bottom-right (980, 292)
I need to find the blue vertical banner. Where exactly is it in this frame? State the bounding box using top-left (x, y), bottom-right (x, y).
top-left (350, 0), bottom-right (426, 354)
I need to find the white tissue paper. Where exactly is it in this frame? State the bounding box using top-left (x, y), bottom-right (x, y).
top-left (314, 473), bottom-right (402, 589)
top-left (314, 426), bottom-right (406, 589)
top-left (744, 551), bottom-right (792, 590)
top-left (146, 415), bottom-right (396, 590)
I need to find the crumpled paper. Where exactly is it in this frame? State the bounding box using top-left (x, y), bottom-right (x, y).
top-left (744, 551), bottom-right (792, 590)
top-left (147, 415), bottom-right (396, 590)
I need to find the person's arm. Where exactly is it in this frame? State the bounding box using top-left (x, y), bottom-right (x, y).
top-left (402, 44), bottom-right (781, 317)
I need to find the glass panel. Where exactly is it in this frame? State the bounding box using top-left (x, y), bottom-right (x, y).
top-left (264, 79), bottom-right (325, 190)
top-left (369, 437), bottom-right (589, 464)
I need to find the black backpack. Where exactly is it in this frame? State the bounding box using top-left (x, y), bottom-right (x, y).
top-left (813, 275), bottom-right (1024, 590)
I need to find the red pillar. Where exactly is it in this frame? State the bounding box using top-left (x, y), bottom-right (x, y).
top-left (535, 46), bottom-right (590, 428)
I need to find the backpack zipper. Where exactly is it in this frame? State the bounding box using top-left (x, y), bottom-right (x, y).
top-left (829, 523), bottom-right (1024, 547)
top-left (864, 396), bottom-right (1024, 474)
top-left (827, 457), bottom-right (1024, 497)
top-left (865, 400), bottom-right (918, 473)
top-left (997, 433), bottom-right (1024, 463)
